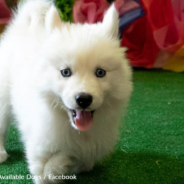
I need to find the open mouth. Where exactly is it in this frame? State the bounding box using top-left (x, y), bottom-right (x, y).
top-left (70, 109), bottom-right (95, 131)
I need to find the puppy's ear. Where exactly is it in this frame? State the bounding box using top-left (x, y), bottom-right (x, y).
top-left (45, 5), bottom-right (62, 33)
top-left (102, 4), bottom-right (119, 39)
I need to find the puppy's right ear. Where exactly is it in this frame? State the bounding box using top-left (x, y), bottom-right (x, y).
top-left (45, 5), bottom-right (62, 33)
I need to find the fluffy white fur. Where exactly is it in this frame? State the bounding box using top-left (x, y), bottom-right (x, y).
top-left (0, 0), bottom-right (132, 183)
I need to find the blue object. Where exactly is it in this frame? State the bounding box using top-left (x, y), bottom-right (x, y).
top-left (119, 8), bottom-right (145, 38)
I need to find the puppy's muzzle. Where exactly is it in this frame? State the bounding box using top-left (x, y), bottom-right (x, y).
top-left (76, 93), bottom-right (93, 109)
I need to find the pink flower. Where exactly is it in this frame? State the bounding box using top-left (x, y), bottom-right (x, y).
top-left (0, 0), bottom-right (11, 24)
top-left (73, 0), bottom-right (110, 24)
top-left (115, 0), bottom-right (141, 16)
top-left (0, 0), bottom-right (18, 24)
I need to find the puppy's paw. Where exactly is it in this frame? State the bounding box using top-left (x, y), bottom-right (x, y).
top-left (43, 154), bottom-right (80, 183)
top-left (0, 150), bottom-right (8, 163)
top-left (79, 163), bottom-right (94, 173)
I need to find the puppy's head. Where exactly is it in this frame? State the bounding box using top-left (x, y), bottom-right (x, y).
top-left (39, 5), bottom-right (132, 131)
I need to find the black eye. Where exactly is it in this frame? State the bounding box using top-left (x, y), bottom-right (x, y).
top-left (95, 68), bottom-right (106, 78)
top-left (61, 69), bottom-right (72, 77)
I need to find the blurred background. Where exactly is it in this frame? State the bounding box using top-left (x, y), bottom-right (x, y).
top-left (1, 0), bottom-right (184, 72)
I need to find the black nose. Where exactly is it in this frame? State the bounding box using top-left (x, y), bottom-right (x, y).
top-left (76, 93), bottom-right (93, 109)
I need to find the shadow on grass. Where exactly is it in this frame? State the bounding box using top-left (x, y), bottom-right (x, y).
top-left (66, 151), bottom-right (184, 184)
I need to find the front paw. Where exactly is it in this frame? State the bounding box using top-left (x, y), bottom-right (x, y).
top-left (43, 154), bottom-right (79, 183)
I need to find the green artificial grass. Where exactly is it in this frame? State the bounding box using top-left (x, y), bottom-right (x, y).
top-left (0, 69), bottom-right (184, 184)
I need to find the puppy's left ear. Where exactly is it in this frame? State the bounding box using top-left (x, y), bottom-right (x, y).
top-left (45, 5), bottom-right (62, 33)
top-left (102, 4), bottom-right (119, 39)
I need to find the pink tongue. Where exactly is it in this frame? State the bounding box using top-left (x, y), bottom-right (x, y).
top-left (75, 110), bottom-right (93, 131)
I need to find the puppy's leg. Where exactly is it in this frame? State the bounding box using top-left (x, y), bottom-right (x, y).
top-left (0, 65), bottom-right (10, 163)
top-left (0, 96), bottom-right (10, 163)
top-left (44, 153), bottom-right (80, 182)
top-left (44, 153), bottom-right (95, 183)
top-left (27, 150), bottom-right (82, 184)
top-left (26, 148), bottom-right (50, 184)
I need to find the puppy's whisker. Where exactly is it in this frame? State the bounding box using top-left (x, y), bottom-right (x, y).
top-left (103, 99), bottom-right (113, 109)
top-left (51, 98), bottom-right (58, 109)
top-left (65, 119), bottom-right (71, 128)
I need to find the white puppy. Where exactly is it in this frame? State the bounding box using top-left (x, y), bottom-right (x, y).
top-left (0, 0), bottom-right (132, 183)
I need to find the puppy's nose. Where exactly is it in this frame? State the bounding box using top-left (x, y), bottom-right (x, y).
top-left (76, 93), bottom-right (93, 109)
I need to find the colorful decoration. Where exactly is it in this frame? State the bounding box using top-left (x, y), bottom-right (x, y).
top-left (0, 0), bottom-right (183, 72)
top-left (73, 0), bottom-right (184, 72)
top-left (73, 0), bottom-right (110, 23)
top-left (163, 46), bottom-right (184, 72)
top-left (121, 0), bottom-right (184, 71)
top-left (0, 0), bottom-right (14, 25)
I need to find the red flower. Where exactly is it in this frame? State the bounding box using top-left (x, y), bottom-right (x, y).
top-left (73, 0), bottom-right (110, 24)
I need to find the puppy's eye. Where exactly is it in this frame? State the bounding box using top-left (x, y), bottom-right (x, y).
top-left (61, 69), bottom-right (72, 77)
top-left (95, 68), bottom-right (106, 78)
